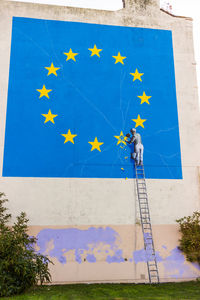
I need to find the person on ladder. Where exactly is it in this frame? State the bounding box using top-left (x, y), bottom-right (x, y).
top-left (126, 128), bottom-right (144, 166)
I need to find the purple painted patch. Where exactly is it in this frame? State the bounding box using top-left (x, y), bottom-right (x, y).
top-left (133, 248), bottom-right (163, 264)
top-left (162, 245), bottom-right (167, 250)
top-left (86, 254), bottom-right (96, 263)
top-left (106, 249), bottom-right (124, 263)
top-left (37, 227), bottom-right (120, 264)
top-left (163, 247), bottom-right (199, 278)
top-left (133, 246), bottom-right (200, 279)
top-left (129, 258), bottom-right (133, 262)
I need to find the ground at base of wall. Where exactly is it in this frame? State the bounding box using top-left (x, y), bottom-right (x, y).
top-left (2, 281), bottom-right (200, 300)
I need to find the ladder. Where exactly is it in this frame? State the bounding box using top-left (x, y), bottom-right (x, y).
top-left (135, 163), bottom-right (160, 284)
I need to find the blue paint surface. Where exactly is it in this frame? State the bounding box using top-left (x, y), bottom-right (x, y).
top-left (36, 227), bottom-right (120, 264)
top-left (3, 17), bottom-right (182, 179)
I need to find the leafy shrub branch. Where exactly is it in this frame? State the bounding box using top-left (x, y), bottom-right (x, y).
top-left (176, 211), bottom-right (200, 265)
top-left (0, 192), bottom-right (52, 296)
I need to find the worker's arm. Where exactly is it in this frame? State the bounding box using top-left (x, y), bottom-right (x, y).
top-left (127, 136), bottom-right (136, 144)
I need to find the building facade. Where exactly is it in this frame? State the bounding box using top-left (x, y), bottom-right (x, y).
top-left (0, 0), bottom-right (200, 283)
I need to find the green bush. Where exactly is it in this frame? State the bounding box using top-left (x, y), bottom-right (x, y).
top-left (176, 211), bottom-right (200, 265)
top-left (0, 192), bottom-right (52, 296)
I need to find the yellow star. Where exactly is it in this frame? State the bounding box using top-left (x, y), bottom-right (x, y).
top-left (88, 137), bottom-right (104, 152)
top-left (130, 69), bottom-right (144, 82)
top-left (132, 115), bottom-right (146, 128)
top-left (137, 92), bottom-right (151, 104)
top-left (63, 48), bottom-right (78, 61)
top-left (36, 85), bottom-right (52, 99)
top-left (112, 52), bottom-right (126, 65)
top-left (88, 45), bottom-right (102, 57)
top-left (61, 129), bottom-right (77, 144)
top-left (42, 109), bottom-right (58, 124)
top-left (45, 63), bottom-right (60, 76)
top-left (114, 131), bottom-right (127, 146)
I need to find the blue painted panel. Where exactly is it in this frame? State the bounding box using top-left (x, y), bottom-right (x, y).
top-left (3, 17), bottom-right (182, 179)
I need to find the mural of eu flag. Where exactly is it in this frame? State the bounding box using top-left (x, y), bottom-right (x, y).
top-left (3, 17), bottom-right (182, 179)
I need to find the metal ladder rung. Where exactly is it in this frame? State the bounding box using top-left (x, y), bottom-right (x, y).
top-left (138, 193), bottom-right (147, 195)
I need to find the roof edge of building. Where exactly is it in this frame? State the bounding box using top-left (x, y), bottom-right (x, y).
top-left (160, 8), bottom-right (193, 21)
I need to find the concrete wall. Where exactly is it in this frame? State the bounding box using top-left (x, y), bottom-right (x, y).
top-left (0, 0), bottom-right (200, 283)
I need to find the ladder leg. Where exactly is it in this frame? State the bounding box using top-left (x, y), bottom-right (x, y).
top-left (135, 163), bottom-right (159, 284)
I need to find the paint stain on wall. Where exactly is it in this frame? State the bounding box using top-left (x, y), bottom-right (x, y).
top-left (37, 227), bottom-right (122, 264)
top-left (133, 248), bottom-right (163, 263)
top-left (37, 227), bottom-right (200, 279)
top-left (162, 247), bottom-right (200, 278)
top-left (133, 246), bottom-right (200, 278)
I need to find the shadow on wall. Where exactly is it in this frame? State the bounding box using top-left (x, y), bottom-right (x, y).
top-left (36, 227), bottom-right (200, 279)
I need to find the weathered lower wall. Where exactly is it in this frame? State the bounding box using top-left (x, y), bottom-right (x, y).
top-left (29, 224), bottom-right (200, 283)
top-left (0, 0), bottom-right (200, 283)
